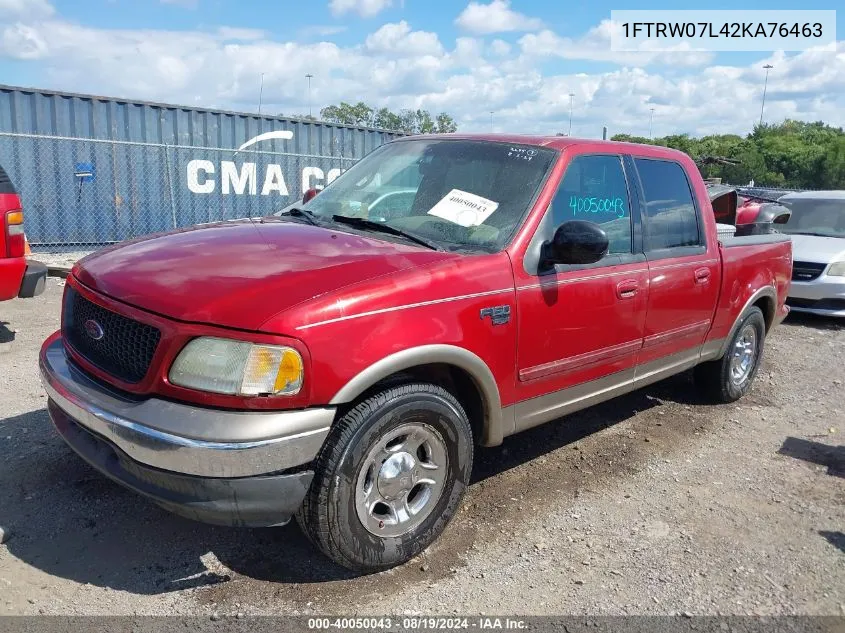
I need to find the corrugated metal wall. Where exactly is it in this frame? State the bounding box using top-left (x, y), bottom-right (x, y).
top-left (0, 85), bottom-right (404, 249)
top-left (0, 85), bottom-right (400, 157)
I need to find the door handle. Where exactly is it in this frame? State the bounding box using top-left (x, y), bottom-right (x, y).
top-left (616, 280), bottom-right (639, 299)
top-left (694, 267), bottom-right (711, 284)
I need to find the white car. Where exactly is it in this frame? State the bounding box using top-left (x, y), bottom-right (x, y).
top-left (779, 191), bottom-right (845, 317)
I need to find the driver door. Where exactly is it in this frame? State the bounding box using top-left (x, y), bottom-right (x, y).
top-left (511, 151), bottom-right (649, 431)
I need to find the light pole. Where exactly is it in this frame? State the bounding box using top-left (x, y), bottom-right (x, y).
top-left (759, 64), bottom-right (773, 127)
top-left (568, 93), bottom-right (574, 136)
top-left (490, 111), bottom-right (494, 132)
top-left (649, 107), bottom-right (655, 139)
top-left (305, 73), bottom-right (314, 118)
top-left (258, 73), bottom-right (265, 115)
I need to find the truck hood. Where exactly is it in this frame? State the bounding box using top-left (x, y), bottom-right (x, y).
top-left (788, 233), bottom-right (845, 264)
top-left (73, 218), bottom-right (456, 331)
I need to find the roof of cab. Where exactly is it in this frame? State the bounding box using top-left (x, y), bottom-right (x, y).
top-left (393, 133), bottom-right (692, 161)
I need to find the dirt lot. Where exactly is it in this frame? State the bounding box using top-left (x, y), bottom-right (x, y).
top-left (1, 281), bottom-right (843, 616)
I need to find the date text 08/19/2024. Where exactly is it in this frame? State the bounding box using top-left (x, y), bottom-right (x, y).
top-left (307, 617), bottom-right (528, 630)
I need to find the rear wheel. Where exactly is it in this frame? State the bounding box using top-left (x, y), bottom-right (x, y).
top-left (695, 307), bottom-right (766, 403)
top-left (297, 382), bottom-right (473, 572)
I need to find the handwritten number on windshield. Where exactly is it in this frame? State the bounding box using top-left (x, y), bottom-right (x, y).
top-left (570, 196), bottom-right (626, 219)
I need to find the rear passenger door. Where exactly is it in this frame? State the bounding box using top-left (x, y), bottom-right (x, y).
top-left (631, 157), bottom-right (720, 374)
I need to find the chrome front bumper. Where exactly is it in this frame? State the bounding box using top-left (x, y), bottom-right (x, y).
top-left (39, 337), bottom-right (335, 478)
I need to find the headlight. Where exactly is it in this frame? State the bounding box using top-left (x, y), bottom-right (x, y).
top-left (169, 337), bottom-right (303, 396)
top-left (827, 261), bottom-right (845, 277)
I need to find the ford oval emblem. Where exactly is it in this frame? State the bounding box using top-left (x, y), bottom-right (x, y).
top-left (84, 319), bottom-right (105, 341)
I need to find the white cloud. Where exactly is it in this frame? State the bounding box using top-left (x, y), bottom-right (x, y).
top-left (508, 45), bottom-right (845, 137)
top-left (489, 39), bottom-right (511, 56)
top-left (329, 0), bottom-right (392, 18)
top-left (0, 23), bottom-right (48, 59)
top-left (0, 0), bottom-right (53, 19)
top-left (216, 27), bottom-right (266, 41)
top-left (0, 7), bottom-right (841, 139)
top-left (450, 37), bottom-right (484, 66)
top-left (364, 21), bottom-right (443, 57)
top-left (455, 0), bottom-right (542, 35)
top-left (519, 21), bottom-right (714, 67)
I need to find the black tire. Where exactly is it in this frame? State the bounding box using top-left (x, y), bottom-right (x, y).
top-left (297, 382), bottom-right (473, 572)
top-left (695, 306), bottom-right (766, 403)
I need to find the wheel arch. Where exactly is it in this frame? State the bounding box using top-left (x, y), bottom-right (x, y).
top-left (717, 285), bottom-right (777, 358)
top-left (329, 345), bottom-right (506, 447)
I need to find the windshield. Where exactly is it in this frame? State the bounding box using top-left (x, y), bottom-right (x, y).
top-left (277, 139), bottom-right (557, 252)
top-left (779, 199), bottom-right (845, 238)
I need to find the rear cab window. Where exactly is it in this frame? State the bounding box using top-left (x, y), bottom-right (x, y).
top-left (633, 158), bottom-right (705, 257)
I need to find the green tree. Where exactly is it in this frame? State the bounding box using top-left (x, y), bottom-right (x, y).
top-left (320, 102), bottom-right (458, 134)
top-left (416, 109), bottom-right (435, 134)
top-left (435, 113), bottom-right (458, 133)
top-left (373, 107), bottom-right (402, 131)
top-left (613, 120), bottom-right (845, 188)
top-left (821, 137), bottom-right (845, 189)
top-left (319, 101), bottom-right (374, 126)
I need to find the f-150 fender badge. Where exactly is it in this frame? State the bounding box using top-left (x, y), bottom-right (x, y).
top-left (480, 305), bottom-right (511, 326)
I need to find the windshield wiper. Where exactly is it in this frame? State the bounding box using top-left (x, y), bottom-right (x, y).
top-left (279, 207), bottom-right (320, 226)
top-left (331, 215), bottom-right (443, 251)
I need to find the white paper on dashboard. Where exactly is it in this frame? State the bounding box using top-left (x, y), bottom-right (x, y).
top-left (427, 189), bottom-right (499, 227)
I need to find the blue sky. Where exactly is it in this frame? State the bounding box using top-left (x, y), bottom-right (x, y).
top-left (0, 0), bottom-right (843, 137)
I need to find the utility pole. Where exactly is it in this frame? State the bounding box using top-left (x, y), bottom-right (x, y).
top-left (305, 73), bottom-right (314, 118)
top-left (649, 107), bottom-right (655, 139)
top-left (568, 93), bottom-right (574, 136)
top-left (759, 64), bottom-right (773, 127)
top-left (258, 73), bottom-right (265, 115)
top-left (490, 111), bottom-right (494, 132)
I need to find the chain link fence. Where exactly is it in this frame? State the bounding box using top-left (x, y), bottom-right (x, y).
top-left (2, 131), bottom-right (830, 261)
top-left (0, 132), bottom-right (360, 255)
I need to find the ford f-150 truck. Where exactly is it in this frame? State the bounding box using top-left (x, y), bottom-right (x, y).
top-left (40, 135), bottom-right (792, 572)
top-left (1, 164), bottom-right (47, 302)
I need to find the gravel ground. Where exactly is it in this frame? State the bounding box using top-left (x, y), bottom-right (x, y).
top-left (29, 251), bottom-right (92, 270)
top-left (1, 282), bottom-right (843, 616)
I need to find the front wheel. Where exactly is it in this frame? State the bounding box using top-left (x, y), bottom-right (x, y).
top-left (297, 382), bottom-right (473, 572)
top-left (695, 306), bottom-right (766, 403)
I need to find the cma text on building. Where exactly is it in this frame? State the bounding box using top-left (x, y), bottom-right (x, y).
top-left (186, 161), bottom-right (345, 196)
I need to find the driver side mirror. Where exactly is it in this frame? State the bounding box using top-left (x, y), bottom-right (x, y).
top-left (303, 187), bottom-right (320, 204)
top-left (542, 220), bottom-right (609, 267)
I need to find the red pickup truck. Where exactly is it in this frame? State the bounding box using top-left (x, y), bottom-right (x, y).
top-left (1, 165), bottom-right (47, 301)
top-left (40, 135), bottom-right (792, 572)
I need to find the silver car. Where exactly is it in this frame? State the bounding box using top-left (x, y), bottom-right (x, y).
top-left (779, 191), bottom-right (845, 317)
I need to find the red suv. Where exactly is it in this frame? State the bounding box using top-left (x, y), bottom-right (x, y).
top-left (0, 164), bottom-right (47, 301)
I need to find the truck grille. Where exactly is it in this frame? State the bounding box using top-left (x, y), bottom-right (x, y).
top-left (791, 261), bottom-right (827, 282)
top-left (63, 286), bottom-right (161, 384)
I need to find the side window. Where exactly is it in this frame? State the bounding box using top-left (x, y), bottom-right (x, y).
top-left (635, 158), bottom-right (701, 250)
top-left (550, 155), bottom-right (632, 254)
